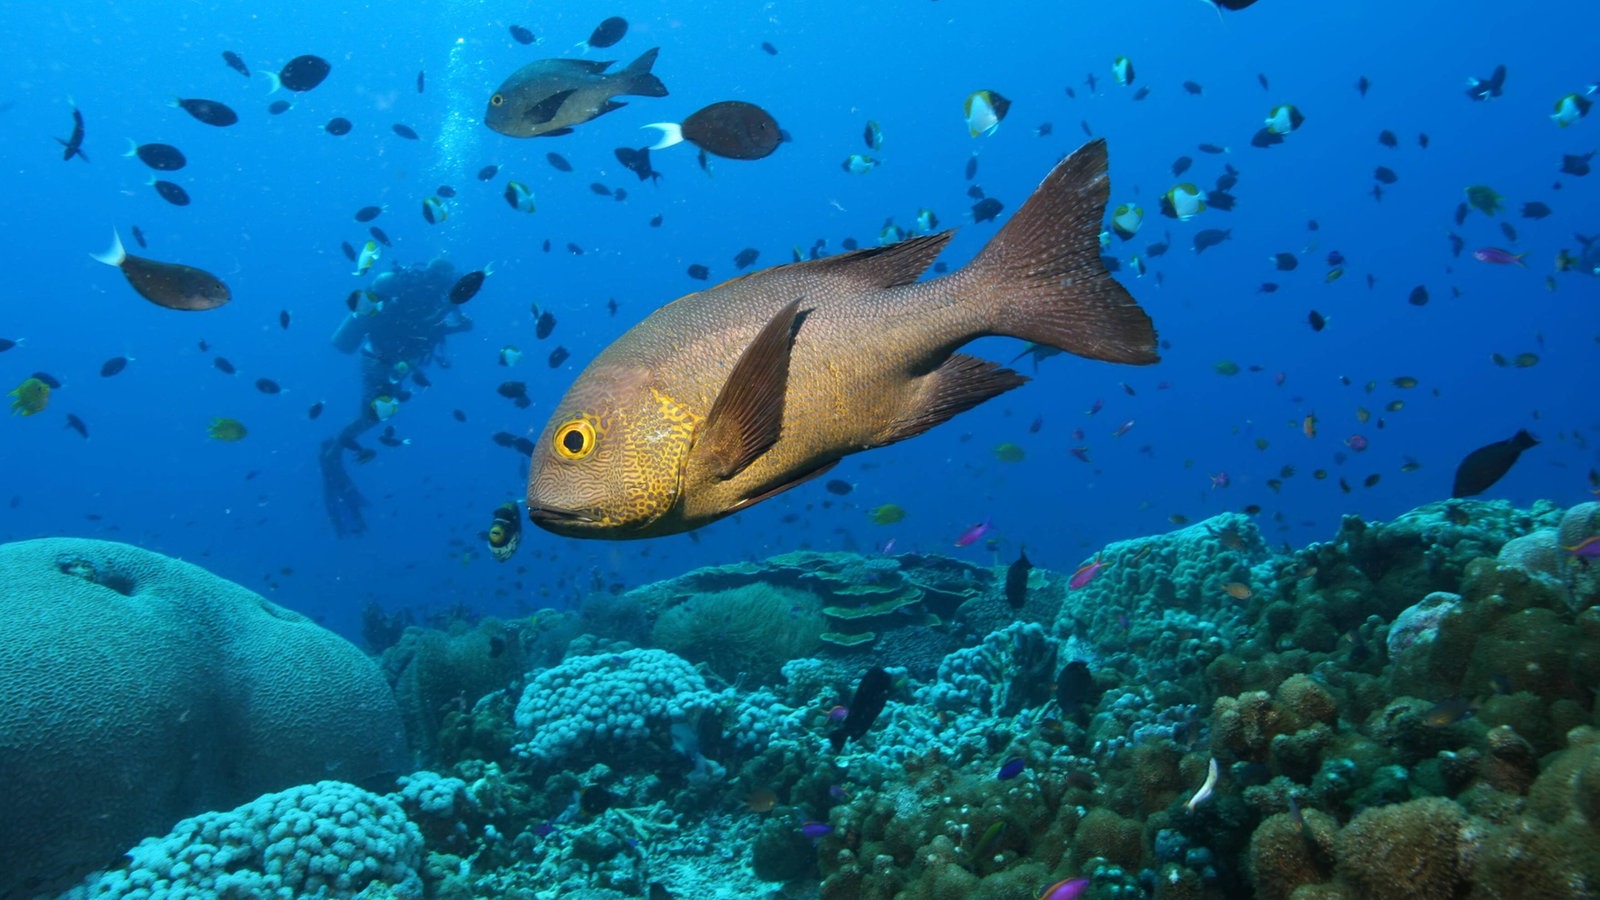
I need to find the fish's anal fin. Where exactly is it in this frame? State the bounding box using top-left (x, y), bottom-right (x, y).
top-left (597, 99), bottom-right (628, 116)
top-left (694, 298), bottom-right (802, 479)
top-left (730, 458), bottom-right (839, 513)
top-left (879, 354), bottom-right (1027, 445)
top-left (523, 89), bottom-right (575, 125)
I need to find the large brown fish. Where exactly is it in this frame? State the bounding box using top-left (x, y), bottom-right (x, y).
top-left (91, 230), bottom-right (231, 311)
top-left (525, 139), bottom-right (1157, 539)
top-left (485, 48), bottom-right (666, 138)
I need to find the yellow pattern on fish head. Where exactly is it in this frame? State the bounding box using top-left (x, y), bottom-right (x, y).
top-left (527, 366), bottom-right (701, 537)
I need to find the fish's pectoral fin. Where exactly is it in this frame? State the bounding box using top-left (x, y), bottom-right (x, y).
top-left (597, 99), bottom-right (628, 116)
top-left (729, 459), bottom-right (839, 513)
top-left (692, 297), bottom-right (803, 480)
top-left (879, 354), bottom-right (1027, 445)
top-left (523, 89), bottom-right (576, 124)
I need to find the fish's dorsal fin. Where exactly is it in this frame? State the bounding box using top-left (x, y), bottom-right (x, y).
top-left (693, 298), bottom-right (802, 479)
top-left (805, 231), bottom-right (955, 289)
top-left (541, 58), bottom-right (614, 74)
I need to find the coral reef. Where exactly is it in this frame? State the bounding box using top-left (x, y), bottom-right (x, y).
top-left (0, 538), bottom-right (405, 898)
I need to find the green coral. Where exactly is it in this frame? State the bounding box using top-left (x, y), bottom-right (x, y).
top-left (651, 583), bottom-right (824, 684)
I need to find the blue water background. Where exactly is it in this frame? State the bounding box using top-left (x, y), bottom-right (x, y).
top-left (0, 0), bottom-right (1595, 638)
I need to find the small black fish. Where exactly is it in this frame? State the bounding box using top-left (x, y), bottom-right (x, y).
top-left (450, 269), bottom-right (489, 304)
top-left (130, 225), bottom-right (147, 248)
top-left (1037, 122), bottom-right (1054, 137)
top-left (1446, 233), bottom-right (1463, 257)
top-left (307, 401), bottom-right (324, 420)
top-left (1182, 81), bottom-right (1203, 95)
top-left (452, 409), bottom-right (467, 423)
top-left (824, 479), bottom-right (852, 496)
top-left (1205, 190), bottom-right (1237, 212)
top-left (1454, 202), bottom-right (1470, 227)
top-left (1452, 429), bottom-right (1537, 497)
top-left (733, 247), bottom-right (759, 270)
top-left (1500, 221), bottom-right (1517, 243)
top-left (547, 152), bottom-right (573, 172)
top-left (222, 51), bottom-right (250, 78)
top-left (548, 346), bottom-right (570, 368)
top-left (65, 413), bottom-right (89, 438)
top-left (325, 117), bottom-right (352, 136)
top-left (57, 104), bottom-right (88, 162)
top-left (842, 238), bottom-right (859, 250)
top-left (267, 100), bottom-right (291, 115)
top-left (341, 241), bottom-right (357, 262)
top-left (1146, 234), bottom-right (1170, 258)
top-left (1193, 228), bottom-right (1231, 254)
top-left (1356, 75), bottom-right (1370, 97)
top-left (0, 338), bottom-right (15, 352)
top-left (615, 146), bottom-right (662, 183)
top-left (566, 243), bottom-right (584, 256)
top-left (509, 24), bottom-right (536, 45)
top-left (1171, 155), bottom-right (1192, 177)
top-left (477, 164), bottom-right (500, 181)
top-left (412, 369), bottom-right (431, 388)
top-left (151, 180), bottom-right (190, 206)
top-left (760, 41), bottom-right (778, 55)
top-left (100, 357), bottom-right (128, 377)
top-left (355, 206), bottom-right (383, 222)
top-left (1132, 86), bottom-right (1150, 101)
top-left (586, 16), bottom-right (628, 49)
top-left (255, 377), bottom-right (281, 394)
top-left (687, 264), bottom-right (709, 280)
top-left (649, 214), bottom-right (663, 227)
top-left (590, 182), bottom-right (613, 197)
top-left (1377, 129), bottom-right (1397, 148)
top-left (828, 667), bottom-right (892, 752)
top-left (1056, 660), bottom-right (1102, 726)
top-left (1257, 72), bottom-right (1270, 90)
top-left (416, 70), bottom-right (425, 93)
top-left (279, 310), bottom-right (291, 330)
top-left (1465, 64), bottom-right (1506, 101)
top-left (1258, 282), bottom-right (1278, 293)
top-left (971, 197), bottom-right (1004, 223)
top-left (497, 381), bottom-right (531, 408)
top-left (1272, 252), bottom-right (1298, 271)
top-left (1418, 133), bottom-right (1430, 149)
top-left (1308, 310), bottom-right (1326, 331)
top-left (31, 372), bottom-right (62, 389)
top-left (437, 184), bottom-right (457, 199)
top-left (1408, 285), bottom-right (1429, 306)
top-left (213, 356), bottom-right (236, 374)
top-left (1560, 151), bottom-right (1593, 177)
top-left (1374, 166), bottom-right (1398, 184)
top-left (273, 55), bottom-right (331, 93)
top-left (614, 187), bottom-right (628, 202)
top-left (965, 154), bottom-right (978, 181)
top-left (369, 226), bottom-right (392, 247)
top-left (392, 123), bottom-right (419, 140)
top-left (607, 298), bottom-right (618, 316)
top-left (1004, 547), bottom-right (1032, 610)
top-left (1250, 127), bottom-right (1283, 149)
top-left (130, 143), bottom-right (185, 171)
top-left (176, 98), bottom-right (238, 127)
top-left (536, 310), bottom-right (557, 340)
top-left (1520, 201), bottom-right (1551, 219)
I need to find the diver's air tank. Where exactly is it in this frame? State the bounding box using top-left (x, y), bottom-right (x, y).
top-left (330, 313), bottom-right (366, 354)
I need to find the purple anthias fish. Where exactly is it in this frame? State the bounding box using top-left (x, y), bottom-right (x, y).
top-left (1040, 877), bottom-right (1091, 900)
top-left (1472, 247), bottom-right (1526, 266)
top-left (997, 757), bottom-right (1026, 780)
top-left (953, 518), bottom-right (992, 547)
top-left (1069, 554), bottom-right (1107, 589)
top-left (1564, 536), bottom-right (1600, 560)
top-left (800, 822), bottom-right (834, 839)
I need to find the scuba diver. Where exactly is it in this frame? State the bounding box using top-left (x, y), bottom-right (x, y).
top-left (320, 257), bottom-right (473, 535)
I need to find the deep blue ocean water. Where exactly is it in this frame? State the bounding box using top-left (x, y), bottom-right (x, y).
top-left (1, 0), bottom-right (1595, 640)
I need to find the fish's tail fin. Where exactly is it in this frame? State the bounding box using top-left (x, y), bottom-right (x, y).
top-left (962, 138), bottom-right (1158, 366)
top-left (90, 229), bottom-right (126, 268)
top-left (1512, 429), bottom-right (1539, 451)
top-left (623, 47), bottom-right (668, 98)
top-left (642, 122), bottom-right (684, 150)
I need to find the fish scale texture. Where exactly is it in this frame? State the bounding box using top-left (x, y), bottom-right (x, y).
top-left (513, 647), bottom-right (717, 766)
top-left (0, 538), bottom-right (406, 899)
top-left (60, 780), bottom-right (424, 899)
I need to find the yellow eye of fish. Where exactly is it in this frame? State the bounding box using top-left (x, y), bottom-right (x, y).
top-left (490, 93), bottom-right (505, 107)
top-left (554, 420), bottom-right (596, 460)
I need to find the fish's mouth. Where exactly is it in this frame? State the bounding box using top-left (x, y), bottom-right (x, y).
top-left (526, 505), bottom-right (597, 529)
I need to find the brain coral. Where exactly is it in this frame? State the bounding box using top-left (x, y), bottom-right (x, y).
top-left (0, 538), bottom-right (406, 898)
